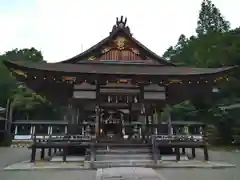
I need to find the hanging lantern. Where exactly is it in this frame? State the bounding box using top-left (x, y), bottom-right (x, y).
top-left (134, 96), bottom-right (138, 103)
top-left (212, 87), bottom-right (220, 93)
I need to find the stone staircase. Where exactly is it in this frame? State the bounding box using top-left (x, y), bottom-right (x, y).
top-left (92, 145), bottom-right (155, 168)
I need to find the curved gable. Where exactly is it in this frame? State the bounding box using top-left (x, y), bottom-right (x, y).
top-left (61, 16), bottom-right (175, 66)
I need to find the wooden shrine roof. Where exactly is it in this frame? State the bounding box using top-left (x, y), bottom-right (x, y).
top-left (59, 16), bottom-right (175, 66)
top-left (4, 60), bottom-right (236, 76)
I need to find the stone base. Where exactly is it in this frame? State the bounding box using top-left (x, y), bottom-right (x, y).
top-left (4, 160), bottom-right (235, 171)
top-left (51, 156), bottom-right (85, 162)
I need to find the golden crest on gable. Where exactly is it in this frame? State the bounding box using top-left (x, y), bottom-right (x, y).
top-left (114, 37), bottom-right (126, 50)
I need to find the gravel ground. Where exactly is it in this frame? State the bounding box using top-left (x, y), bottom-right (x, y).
top-left (0, 147), bottom-right (239, 180)
top-left (0, 147), bottom-right (31, 169)
top-left (0, 147), bottom-right (96, 180)
top-left (0, 170), bottom-right (96, 180)
top-left (156, 149), bottom-right (240, 180)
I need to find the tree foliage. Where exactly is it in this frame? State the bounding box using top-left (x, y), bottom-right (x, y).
top-left (196, 0), bottom-right (230, 36)
top-left (162, 0), bottom-right (240, 145)
top-left (11, 86), bottom-right (47, 119)
top-left (0, 48), bottom-right (60, 120)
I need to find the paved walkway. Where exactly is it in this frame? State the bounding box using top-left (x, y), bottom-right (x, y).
top-left (0, 147), bottom-right (97, 180)
top-left (96, 167), bottom-right (164, 180)
top-left (0, 147), bottom-right (31, 169)
top-left (156, 149), bottom-right (240, 180)
top-left (0, 147), bottom-right (239, 180)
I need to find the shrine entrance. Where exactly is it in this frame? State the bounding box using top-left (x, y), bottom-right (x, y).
top-left (100, 111), bottom-right (123, 139)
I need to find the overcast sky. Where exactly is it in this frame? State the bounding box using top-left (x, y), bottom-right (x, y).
top-left (1, 0), bottom-right (239, 62)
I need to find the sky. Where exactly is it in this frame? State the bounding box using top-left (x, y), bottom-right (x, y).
top-left (0, 0), bottom-right (240, 63)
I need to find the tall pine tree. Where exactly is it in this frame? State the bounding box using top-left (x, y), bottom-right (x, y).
top-left (196, 0), bottom-right (230, 36)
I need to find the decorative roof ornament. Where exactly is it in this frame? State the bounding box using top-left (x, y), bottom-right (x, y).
top-left (110, 16), bottom-right (131, 36)
top-left (88, 56), bottom-right (96, 60)
top-left (114, 37), bottom-right (126, 50)
top-left (11, 69), bottom-right (27, 78)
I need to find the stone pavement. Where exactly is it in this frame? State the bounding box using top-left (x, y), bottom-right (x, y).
top-left (0, 170), bottom-right (96, 180)
top-left (0, 147), bottom-right (32, 169)
top-left (0, 147), bottom-right (239, 180)
top-left (156, 149), bottom-right (240, 180)
top-left (96, 167), bottom-right (165, 180)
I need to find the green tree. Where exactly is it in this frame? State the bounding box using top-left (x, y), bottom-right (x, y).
top-left (0, 48), bottom-right (56, 120)
top-left (163, 34), bottom-right (188, 62)
top-left (2, 48), bottom-right (44, 62)
top-left (11, 86), bottom-right (47, 120)
top-left (196, 0), bottom-right (230, 36)
top-left (161, 0), bottom-right (240, 145)
top-left (0, 48), bottom-right (45, 106)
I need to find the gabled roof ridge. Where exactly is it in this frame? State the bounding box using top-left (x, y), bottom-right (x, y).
top-left (60, 16), bottom-right (175, 66)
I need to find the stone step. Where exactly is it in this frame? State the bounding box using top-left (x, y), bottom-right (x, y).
top-left (96, 148), bottom-right (152, 154)
top-left (160, 155), bottom-right (189, 161)
top-left (96, 146), bottom-right (151, 150)
top-left (95, 143), bottom-right (151, 148)
top-left (91, 159), bottom-right (156, 168)
top-left (96, 153), bottom-right (152, 161)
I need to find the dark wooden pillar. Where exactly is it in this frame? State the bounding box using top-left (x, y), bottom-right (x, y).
top-left (95, 105), bottom-right (100, 137)
top-left (40, 148), bottom-right (45, 160)
top-left (69, 100), bottom-right (74, 125)
top-left (175, 147), bottom-right (180, 161)
top-left (95, 81), bottom-right (100, 138)
top-left (204, 146), bottom-right (209, 161)
top-left (30, 134), bottom-right (37, 162)
top-left (127, 102), bottom-right (133, 140)
top-left (62, 148), bottom-right (67, 162)
top-left (140, 84), bottom-right (146, 141)
top-left (48, 148), bottom-right (52, 157)
top-left (192, 148), bottom-right (196, 158)
top-left (128, 102), bottom-right (132, 124)
top-left (30, 145), bottom-right (36, 162)
top-left (182, 148), bottom-right (186, 155)
top-left (146, 112), bottom-right (149, 139)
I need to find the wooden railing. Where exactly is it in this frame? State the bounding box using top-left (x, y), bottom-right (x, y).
top-left (153, 134), bottom-right (204, 142)
top-left (151, 134), bottom-right (208, 164)
top-left (30, 133), bottom-right (93, 163)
